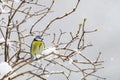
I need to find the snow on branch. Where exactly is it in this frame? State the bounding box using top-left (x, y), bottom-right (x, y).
top-left (0, 62), bottom-right (13, 79)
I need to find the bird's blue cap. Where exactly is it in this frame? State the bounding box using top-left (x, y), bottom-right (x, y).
top-left (34, 35), bottom-right (43, 40)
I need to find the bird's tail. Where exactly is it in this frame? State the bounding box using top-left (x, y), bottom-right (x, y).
top-left (31, 55), bottom-right (36, 60)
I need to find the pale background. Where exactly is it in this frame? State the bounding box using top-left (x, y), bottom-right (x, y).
top-left (45, 0), bottom-right (120, 80)
top-left (1, 0), bottom-right (120, 80)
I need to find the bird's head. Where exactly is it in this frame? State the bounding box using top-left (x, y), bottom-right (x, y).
top-left (34, 35), bottom-right (43, 41)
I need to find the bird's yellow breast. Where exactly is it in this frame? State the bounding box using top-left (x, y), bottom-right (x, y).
top-left (32, 41), bottom-right (43, 51)
top-left (33, 40), bottom-right (42, 45)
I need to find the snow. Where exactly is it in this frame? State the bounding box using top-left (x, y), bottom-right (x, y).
top-left (45, 74), bottom-right (50, 78)
top-left (73, 49), bottom-right (81, 54)
top-left (0, 62), bottom-right (13, 78)
top-left (42, 47), bottom-right (59, 55)
top-left (69, 58), bottom-right (73, 64)
top-left (34, 47), bottom-right (60, 61)
top-left (35, 47), bottom-right (59, 60)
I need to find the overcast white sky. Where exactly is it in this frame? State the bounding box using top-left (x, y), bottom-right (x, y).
top-left (50, 0), bottom-right (120, 80)
top-left (79, 0), bottom-right (120, 80)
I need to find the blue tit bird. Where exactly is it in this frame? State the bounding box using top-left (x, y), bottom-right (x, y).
top-left (30, 35), bottom-right (45, 59)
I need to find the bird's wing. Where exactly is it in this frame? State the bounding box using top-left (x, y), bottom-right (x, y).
top-left (31, 41), bottom-right (40, 57)
top-left (39, 41), bottom-right (45, 54)
top-left (30, 41), bottom-right (33, 53)
top-left (30, 41), bottom-right (36, 59)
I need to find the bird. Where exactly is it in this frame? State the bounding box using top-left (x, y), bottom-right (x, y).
top-left (30, 35), bottom-right (45, 59)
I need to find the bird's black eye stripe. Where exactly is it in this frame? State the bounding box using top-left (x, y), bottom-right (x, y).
top-left (34, 39), bottom-right (37, 41)
top-left (41, 38), bottom-right (43, 41)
